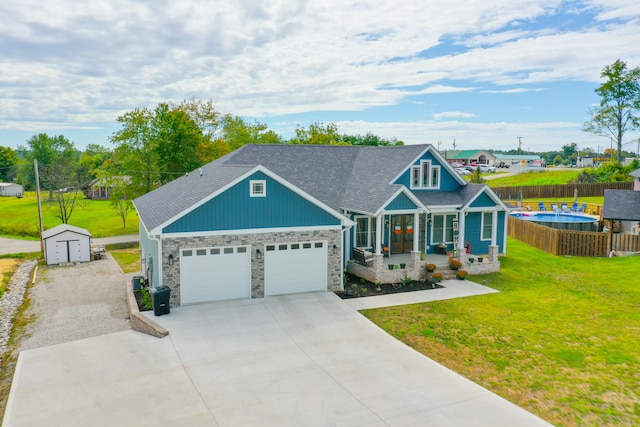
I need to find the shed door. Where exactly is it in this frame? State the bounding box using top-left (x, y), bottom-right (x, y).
top-left (264, 241), bottom-right (327, 296)
top-left (180, 246), bottom-right (251, 304)
top-left (68, 241), bottom-right (84, 262)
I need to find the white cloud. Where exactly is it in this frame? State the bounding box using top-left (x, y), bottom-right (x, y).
top-left (0, 0), bottom-right (639, 148)
top-left (433, 111), bottom-right (477, 120)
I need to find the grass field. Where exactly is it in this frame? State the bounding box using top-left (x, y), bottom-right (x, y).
top-left (486, 169), bottom-right (581, 187)
top-left (362, 238), bottom-right (640, 427)
top-left (0, 192), bottom-right (138, 238)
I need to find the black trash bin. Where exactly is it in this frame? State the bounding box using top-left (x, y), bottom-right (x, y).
top-left (132, 276), bottom-right (143, 291)
top-left (151, 286), bottom-right (171, 316)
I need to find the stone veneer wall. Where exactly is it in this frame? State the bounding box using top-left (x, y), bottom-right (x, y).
top-left (161, 229), bottom-right (342, 307)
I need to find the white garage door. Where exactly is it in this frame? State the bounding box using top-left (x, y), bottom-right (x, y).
top-left (264, 241), bottom-right (327, 296)
top-left (180, 246), bottom-right (251, 304)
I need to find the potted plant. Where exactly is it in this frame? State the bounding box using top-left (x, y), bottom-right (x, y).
top-left (399, 263), bottom-right (406, 269)
top-left (426, 263), bottom-right (436, 272)
top-left (388, 264), bottom-right (395, 270)
top-left (449, 258), bottom-right (462, 270)
top-left (432, 272), bottom-right (443, 282)
top-left (456, 269), bottom-right (469, 280)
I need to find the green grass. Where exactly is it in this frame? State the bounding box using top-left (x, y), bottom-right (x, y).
top-left (362, 238), bottom-right (640, 427)
top-left (0, 192), bottom-right (138, 238)
top-left (487, 169), bottom-right (581, 187)
top-left (109, 244), bottom-right (141, 273)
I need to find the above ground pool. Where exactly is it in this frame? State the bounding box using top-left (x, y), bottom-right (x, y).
top-left (510, 212), bottom-right (599, 231)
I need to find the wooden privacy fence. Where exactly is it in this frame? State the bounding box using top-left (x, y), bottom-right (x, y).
top-left (494, 182), bottom-right (633, 200)
top-left (508, 216), bottom-right (640, 257)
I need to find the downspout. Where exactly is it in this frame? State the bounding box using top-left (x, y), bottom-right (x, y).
top-left (148, 233), bottom-right (163, 288)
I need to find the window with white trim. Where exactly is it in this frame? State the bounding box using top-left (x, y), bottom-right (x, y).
top-left (250, 180), bottom-right (266, 197)
top-left (482, 212), bottom-right (493, 240)
top-left (410, 161), bottom-right (440, 189)
top-left (432, 214), bottom-right (456, 243)
top-left (355, 216), bottom-right (377, 248)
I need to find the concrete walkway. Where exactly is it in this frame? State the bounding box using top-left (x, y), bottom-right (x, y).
top-left (342, 279), bottom-right (498, 310)
top-left (4, 283), bottom-right (553, 427)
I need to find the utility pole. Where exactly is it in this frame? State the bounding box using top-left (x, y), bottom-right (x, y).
top-left (517, 137), bottom-right (523, 154)
top-left (34, 159), bottom-right (44, 258)
top-left (437, 141), bottom-right (442, 151)
top-left (452, 139), bottom-right (457, 151)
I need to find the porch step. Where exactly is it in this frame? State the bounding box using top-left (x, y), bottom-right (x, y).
top-left (430, 265), bottom-right (459, 280)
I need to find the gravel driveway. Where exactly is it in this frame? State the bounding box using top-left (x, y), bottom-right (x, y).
top-left (17, 256), bottom-right (132, 353)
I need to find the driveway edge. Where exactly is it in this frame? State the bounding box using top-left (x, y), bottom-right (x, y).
top-left (125, 280), bottom-right (169, 338)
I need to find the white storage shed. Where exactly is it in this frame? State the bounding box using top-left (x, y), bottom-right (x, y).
top-left (0, 183), bottom-right (23, 197)
top-left (42, 224), bottom-right (92, 265)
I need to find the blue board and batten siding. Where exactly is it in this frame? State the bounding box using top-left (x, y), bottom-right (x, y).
top-left (393, 154), bottom-right (460, 191)
top-left (464, 211), bottom-right (506, 254)
top-left (469, 192), bottom-right (497, 208)
top-left (163, 172), bottom-right (341, 234)
top-left (385, 192), bottom-right (418, 210)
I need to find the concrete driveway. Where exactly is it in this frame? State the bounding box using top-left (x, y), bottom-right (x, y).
top-left (4, 291), bottom-right (552, 426)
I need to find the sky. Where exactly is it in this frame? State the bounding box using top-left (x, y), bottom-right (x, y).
top-left (1, 0), bottom-right (640, 155)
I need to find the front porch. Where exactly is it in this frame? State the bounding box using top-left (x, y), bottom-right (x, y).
top-left (345, 246), bottom-right (501, 285)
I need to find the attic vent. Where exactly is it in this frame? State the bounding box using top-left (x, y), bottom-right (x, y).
top-left (250, 180), bottom-right (266, 197)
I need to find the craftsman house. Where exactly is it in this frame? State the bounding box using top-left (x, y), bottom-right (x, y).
top-left (134, 144), bottom-right (509, 307)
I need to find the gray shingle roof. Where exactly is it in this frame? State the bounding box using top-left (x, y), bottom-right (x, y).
top-left (134, 144), bottom-right (480, 232)
top-left (630, 168), bottom-right (640, 179)
top-left (603, 189), bottom-right (640, 221)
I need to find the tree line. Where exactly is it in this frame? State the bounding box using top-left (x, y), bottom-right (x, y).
top-left (0, 98), bottom-right (402, 226)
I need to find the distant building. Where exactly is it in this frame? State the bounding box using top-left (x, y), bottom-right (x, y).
top-left (443, 150), bottom-right (496, 166)
top-left (0, 182), bottom-right (23, 197)
top-left (85, 176), bottom-right (131, 199)
top-left (493, 154), bottom-right (545, 168)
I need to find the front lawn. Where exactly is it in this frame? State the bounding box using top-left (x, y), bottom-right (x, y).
top-left (362, 238), bottom-right (640, 427)
top-left (0, 192), bottom-right (138, 238)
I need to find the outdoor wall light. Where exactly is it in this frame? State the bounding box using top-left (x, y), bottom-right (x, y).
top-left (168, 253), bottom-right (174, 265)
top-left (256, 248), bottom-right (262, 260)
top-left (332, 244), bottom-right (338, 254)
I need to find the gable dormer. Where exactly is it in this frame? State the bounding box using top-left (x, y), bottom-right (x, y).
top-left (392, 146), bottom-right (464, 191)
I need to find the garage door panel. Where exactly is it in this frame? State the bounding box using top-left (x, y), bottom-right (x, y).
top-left (265, 241), bottom-right (327, 296)
top-left (180, 246), bottom-right (251, 304)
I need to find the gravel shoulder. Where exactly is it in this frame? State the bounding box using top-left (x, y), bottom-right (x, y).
top-left (16, 255), bottom-right (132, 353)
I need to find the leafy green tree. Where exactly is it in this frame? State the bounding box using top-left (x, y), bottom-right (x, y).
top-left (341, 132), bottom-right (404, 146)
top-left (290, 122), bottom-right (346, 145)
top-left (0, 146), bottom-right (18, 182)
top-left (107, 178), bottom-right (135, 228)
top-left (583, 59), bottom-right (640, 163)
top-left (20, 133), bottom-right (78, 195)
top-left (111, 100), bottom-right (229, 196)
top-left (219, 115), bottom-right (283, 151)
top-left (561, 142), bottom-right (577, 158)
top-left (110, 108), bottom-right (158, 196)
top-left (78, 144), bottom-right (112, 184)
top-left (153, 103), bottom-right (210, 183)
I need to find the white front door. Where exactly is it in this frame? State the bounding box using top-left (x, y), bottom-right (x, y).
top-left (264, 241), bottom-right (327, 296)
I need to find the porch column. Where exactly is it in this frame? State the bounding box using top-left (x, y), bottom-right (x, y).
top-left (375, 213), bottom-right (382, 255)
top-left (372, 213), bottom-right (384, 273)
top-left (412, 211), bottom-right (420, 253)
top-left (411, 211), bottom-right (420, 269)
top-left (491, 210), bottom-right (498, 246)
top-left (457, 210), bottom-right (467, 263)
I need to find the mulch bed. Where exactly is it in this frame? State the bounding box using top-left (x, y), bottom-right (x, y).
top-left (335, 273), bottom-right (443, 299)
top-left (134, 288), bottom-right (153, 312)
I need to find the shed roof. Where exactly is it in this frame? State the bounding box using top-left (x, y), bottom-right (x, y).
top-left (630, 168), bottom-right (640, 179)
top-left (603, 189), bottom-right (640, 221)
top-left (42, 224), bottom-right (92, 240)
